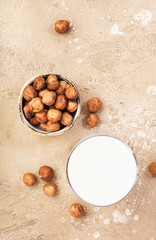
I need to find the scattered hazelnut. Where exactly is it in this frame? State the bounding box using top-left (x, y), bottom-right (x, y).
top-left (60, 112), bottom-right (73, 126)
top-left (35, 110), bottom-right (48, 124)
top-left (23, 86), bottom-right (37, 101)
top-left (69, 203), bottom-right (84, 217)
top-left (56, 81), bottom-right (69, 95)
top-left (23, 173), bottom-right (37, 186)
top-left (47, 109), bottom-right (62, 123)
top-left (46, 75), bottom-right (59, 91)
top-left (87, 97), bottom-right (102, 112)
top-left (65, 86), bottom-right (78, 100)
top-left (55, 20), bottom-right (69, 34)
top-left (39, 166), bottom-right (54, 181)
top-left (55, 95), bottom-right (67, 110)
top-left (23, 104), bottom-right (33, 119)
top-left (33, 76), bottom-right (46, 91)
top-left (40, 123), bottom-right (47, 131)
top-left (29, 97), bottom-right (44, 113)
top-left (149, 161), bottom-right (156, 174)
top-left (39, 89), bottom-right (49, 98)
top-left (67, 100), bottom-right (78, 112)
top-left (86, 113), bottom-right (99, 127)
top-left (29, 118), bottom-right (39, 126)
top-left (43, 183), bottom-right (57, 196)
top-left (47, 121), bottom-right (60, 132)
top-left (42, 91), bottom-right (56, 106)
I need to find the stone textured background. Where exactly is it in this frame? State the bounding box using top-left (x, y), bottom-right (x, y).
top-left (0, 0), bottom-right (156, 239)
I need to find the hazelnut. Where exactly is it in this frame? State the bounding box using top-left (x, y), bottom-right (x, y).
top-left (39, 89), bottom-right (49, 98)
top-left (47, 109), bottom-right (62, 123)
top-left (55, 95), bottom-right (67, 110)
top-left (23, 104), bottom-right (33, 119)
top-left (47, 121), bottom-right (60, 132)
top-left (29, 97), bottom-right (44, 113)
top-left (86, 113), bottom-right (99, 127)
top-left (65, 86), bottom-right (78, 100)
top-left (40, 123), bottom-right (47, 131)
top-left (35, 110), bottom-right (48, 124)
top-left (55, 20), bottom-right (69, 34)
top-left (56, 81), bottom-right (69, 95)
top-left (87, 97), bottom-right (102, 112)
top-left (46, 75), bottom-right (59, 91)
top-left (67, 100), bottom-right (78, 112)
top-left (42, 91), bottom-right (56, 106)
top-left (43, 183), bottom-right (57, 196)
top-left (23, 86), bottom-right (37, 101)
top-left (29, 118), bottom-right (39, 126)
top-left (149, 161), bottom-right (156, 174)
top-left (39, 166), bottom-right (54, 181)
top-left (33, 76), bottom-right (46, 91)
top-left (69, 203), bottom-right (84, 217)
top-left (23, 173), bottom-right (37, 186)
top-left (60, 112), bottom-right (73, 126)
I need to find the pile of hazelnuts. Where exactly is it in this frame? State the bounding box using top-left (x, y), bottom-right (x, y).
top-left (22, 74), bottom-right (79, 132)
top-left (23, 167), bottom-right (84, 218)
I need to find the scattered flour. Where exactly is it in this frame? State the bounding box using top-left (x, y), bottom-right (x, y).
top-left (60, 217), bottom-right (65, 223)
top-left (134, 215), bottom-right (139, 221)
top-left (76, 46), bottom-right (81, 50)
top-left (103, 218), bottom-right (110, 225)
top-left (137, 131), bottom-right (146, 138)
top-left (147, 85), bottom-right (156, 95)
top-left (132, 229), bottom-right (136, 234)
top-left (93, 232), bottom-right (100, 239)
top-left (134, 9), bottom-right (152, 25)
top-left (74, 38), bottom-right (79, 42)
top-left (68, 40), bottom-right (72, 44)
top-left (125, 209), bottom-right (132, 216)
top-left (112, 210), bottom-right (127, 223)
top-left (110, 24), bottom-right (123, 35)
top-left (93, 207), bottom-right (100, 212)
top-left (77, 58), bottom-right (82, 64)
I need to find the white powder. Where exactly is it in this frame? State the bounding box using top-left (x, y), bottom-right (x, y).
top-left (67, 136), bottom-right (137, 206)
top-left (112, 210), bottom-right (127, 223)
top-left (93, 207), bottom-right (100, 212)
top-left (77, 58), bottom-right (82, 64)
top-left (132, 229), bottom-right (136, 234)
top-left (103, 218), bottom-right (110, 225)
top-left (147, 85), bottom-right (156, 95)
top-left (134, 215), bottom-right (139, 221)
top-left (125, 209), bottom-right (132, 216)
top-left (74, 38), bottom-right (79, 42)
top-left (137, 131), bottom-right (146, 138)
top-left (111, 24), bottom-right (123, 35)
top-left (60, 217), bottom-right (65, 223)
top-left (68, 40), bottom-right (72, 44)
top-left (76, 46), bottom-right (81, 50)
top-left (94, 232), bottom-right (100, 239)
top-left (134, 9), bottom-right (152, 25)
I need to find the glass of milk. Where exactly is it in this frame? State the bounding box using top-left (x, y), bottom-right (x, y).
top-left (67, 135), bottom-right (138, 206)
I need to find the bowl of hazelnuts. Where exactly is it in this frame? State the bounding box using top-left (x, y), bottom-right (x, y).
top-left (18, 74), bottom-right (80, 136)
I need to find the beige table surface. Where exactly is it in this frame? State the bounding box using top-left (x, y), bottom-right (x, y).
top-left (0, 0), bottom-right (156, 239)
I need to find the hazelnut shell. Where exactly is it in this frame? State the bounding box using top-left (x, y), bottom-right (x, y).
top-left (29, 97), bottom-right (44, 113)
top-left (60, 112), bottom-right (73, 126)
top-left (47, 109), bottom-right (62, 123)
top-left (23, 173), bottom-right (37, 186)
top-left (29, 118), bottom-right (39, 126)
top-left (67, 100), bottom-right (78, 112)
top-left (23, 86), bottom-right (37, 101)
top-left (55, 95), bottom-right (67, 110)
top-left (43, 183), bottom-right (57, 196)
top-left (86, 113), bottom-right (99, 128)
top-left (65, 86), bottom-right (78, 100)
top-left (39, 166), bottom-right (54, 181)
top-left (149, 161), bottom-right (156, 174)
top-left (46, 75), bottom-right (59, 91)
top-left (87, 97), bottom-right (102, 112)
top-left (55, 20), bottom-right (69, 34)
top-left (42, 91), bottom-right (56, 106)
top-left (33, 76), bottom-right (46, 91)
top-left (23, 105), bottom-right (33, 119)
top-left (69, 203), bottom-right (84, 217)
top-left (35, 110), bottom-right (48, 124)
top-left (47, 121), bottom-right (60, 132)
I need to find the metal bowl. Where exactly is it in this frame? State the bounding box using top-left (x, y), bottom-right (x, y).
top-left (18, 74), bottom-right (81, 136)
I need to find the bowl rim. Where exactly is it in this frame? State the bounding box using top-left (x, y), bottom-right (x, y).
top-left (66, 134), bottom-right (138, 207)
top-left (18, 73), bottom-right (81, 136)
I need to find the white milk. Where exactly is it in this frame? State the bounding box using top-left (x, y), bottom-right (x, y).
top-left (67, 136), bottom-right (138, 206)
